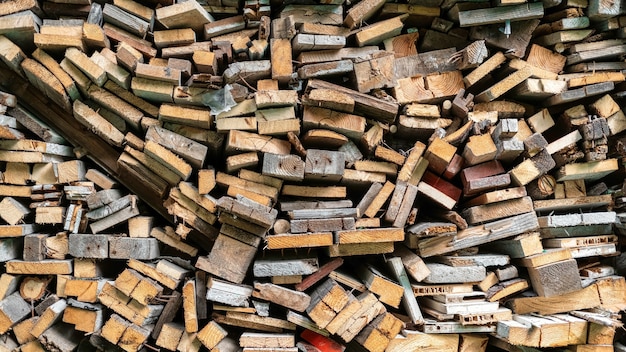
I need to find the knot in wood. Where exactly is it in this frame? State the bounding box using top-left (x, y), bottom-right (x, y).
top-left (537, 175), bottom-right (556, 195)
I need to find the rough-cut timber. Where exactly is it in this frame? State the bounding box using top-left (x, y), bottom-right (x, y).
top-left (0, 1), bottom-right (626, 352)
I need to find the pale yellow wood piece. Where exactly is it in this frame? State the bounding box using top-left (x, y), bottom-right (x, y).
top-left (6, 260), bottom-right (72, 275)
top-left (475, 66), bottom-right (533, 102)
top-left (126, 259), bottom-right (179, 290)
top-left (65, 47), bottom-right (107, 87)
top-left (337, 228), bottom-right (404, 244)
top-left (226, 130), bottom-right (291, 155)
top-left (83, 23), bottom-right (110, 49)
top-left (364, 181), bottom-right (395, 218)
top-left (30, 300), bottom-right (66, 338)
top-left (154, 28), bottom-right (196, 49)
top-left (62, 306), bottom-right (103, 333)
top-left (344, 0), bottom-right (386, 29)
top-left (156, 322), bottom-right (185, 350)
top-left (355, 15), bottom-right (407, 47)
top-left (282, 185), bottom-right (346, 198)
top-left (197, 321), bottom-right (228, 349)
top-left (463, 134), bottom-right (498, 166)
top-left (183, 280), bottom-right (199, 333)
top-left (144, 140), bottom-right (193, 180)
top-left (271, 39), bottom-right (292, 84)
top-left (155, 0), bottom-right (214, 32)
top-left (327, 242), bottom-right (395, 257)
top-left (266, 232), bottom-right (334, 249)
top-left (464, 52), bottom-right (506, 88)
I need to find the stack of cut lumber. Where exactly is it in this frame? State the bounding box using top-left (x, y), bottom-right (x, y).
top-left (1, 0), bottom-right (626, 351)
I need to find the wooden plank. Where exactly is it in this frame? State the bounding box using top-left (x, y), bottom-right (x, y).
top-left (508, 283), bottom-right (601, 315)
top-left (306, 79), bottom-right (397, 123)
top-left (335, 228), bottom-right (403, 244)
top-left (555, 159), bottom-right (618, 181)
top-left (6, 260), bottom-right (72, 275)
top-left (418, 212), bottom-right (539, 257)
top-left (459, 3), bottom-right (543, 27)
top-left (475, 66), bottom-right (533, 102)
top-left (461, 196), bottom-right (534, 225)
top-left (387, 257), bottom-right (424, 324)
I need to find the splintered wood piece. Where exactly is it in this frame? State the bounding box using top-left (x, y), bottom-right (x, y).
top-left (418, 212), bottom-right (539, 257)
top-left (307, 79), bottom-right (397, 123)
top-left (486, 278), bottom-right (529, 302)
top-left (143, 140), bottom-right (193, 180)
top-left (385, 183), bottom-right (417, 227)
top-left (216, 196), bottom-right (277, 230)
top-left (344, 0), bottom-right (385, 29)
top-left (182, 280), bottom-right (199, 333)
top-left (72, 100), bottom-right (125, 147)
top-left (213, 310), bottom-right (295, 333)
top-left (226, 130), bottom-right (291, 156)
top-left (21, 57), bottom-right (73, 112)
top-left (302, 106), bottom-right (365, 140)
top-left (217, 172), bottom-right (280, 201)
top-left (353, 52), bottom-right (396, 93)
top-left (32, 48), bottom-right (80, 101)
top-left (146, 126), bottom-right (207, 169)
top-left (302, 89), bottom-right (354, 114)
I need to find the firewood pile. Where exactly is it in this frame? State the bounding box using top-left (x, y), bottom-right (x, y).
top-left (2, 0), bottom-right (626, 351)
